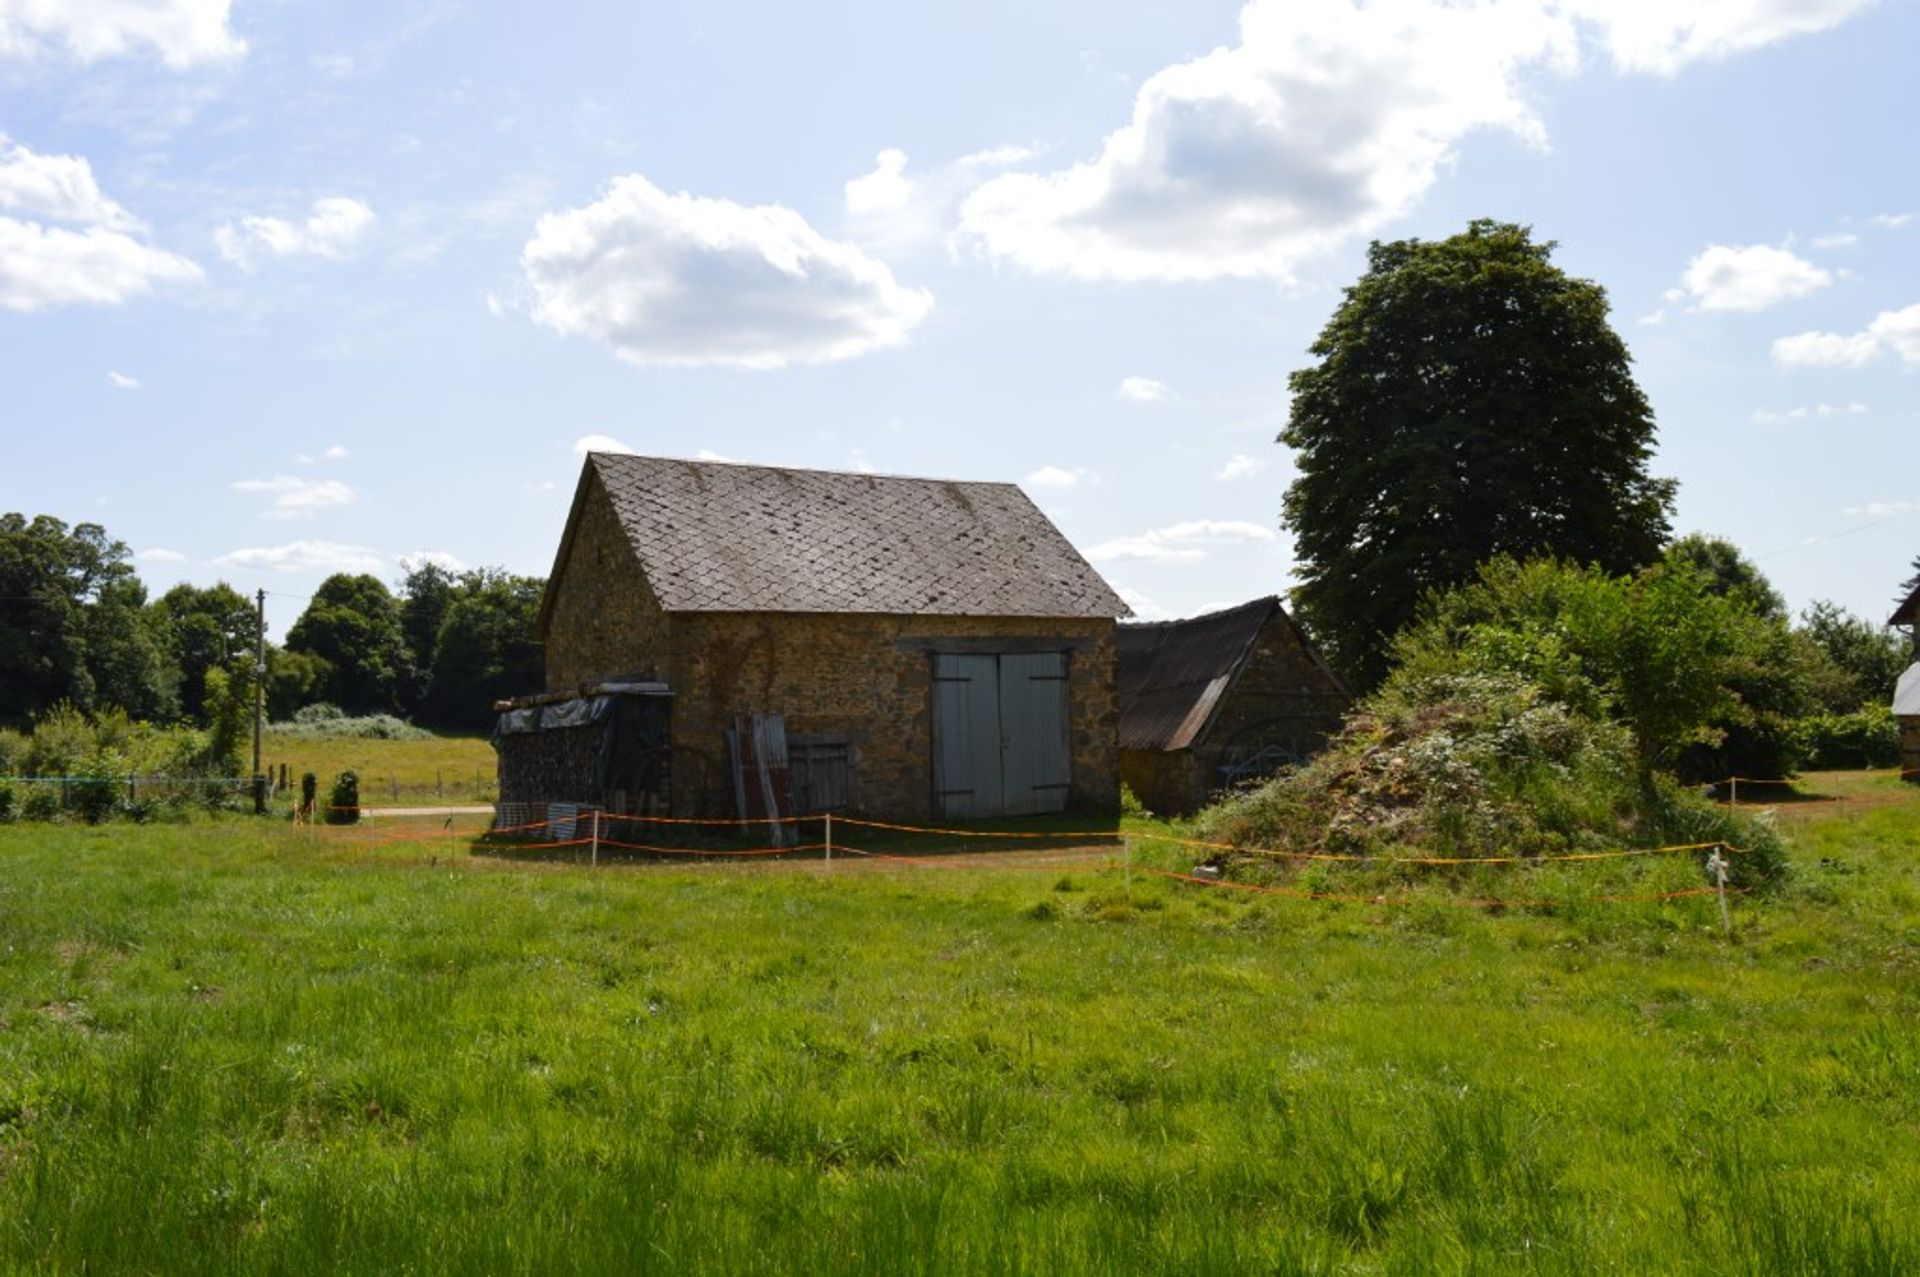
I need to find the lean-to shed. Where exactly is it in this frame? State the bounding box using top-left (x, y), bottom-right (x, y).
top-left (1116, 597), bottom-right (1351, 816)
top-left (508, 453), bottom-right (1131, 823)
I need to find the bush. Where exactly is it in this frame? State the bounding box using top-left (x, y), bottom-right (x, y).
top-left (294, 702), bottom-right (344, 724)
top-left (0, 728), bottom-right (24, 775)
top-left (1793, 704), bottom-right (1902, 770)
top-left (0, 781), bottom-right (13, 823)
top-left (272, 713), bottom-right (431, 742)
top-left (325, 770), bottom-right (361, 824)
top-left (21, 785), bottom-right (60, 822)
top-left (69, 755), bottom-right (127, 824)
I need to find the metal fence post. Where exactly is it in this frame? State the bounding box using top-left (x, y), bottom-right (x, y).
top-left (824, 812), bottom-right (833, 867)
top-left (590, 809), bottom-right (600, 868)
top-left (1124, 835), bottom-right (1133, 901)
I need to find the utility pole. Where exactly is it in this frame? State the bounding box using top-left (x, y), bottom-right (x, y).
top-left (252, 587), bottom-right (267, 815)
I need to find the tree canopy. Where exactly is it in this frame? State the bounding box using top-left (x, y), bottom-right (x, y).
top-left (284, 574), bottom-right (413, 714)
top-left (1280, 220), bottom-right (1676, 688)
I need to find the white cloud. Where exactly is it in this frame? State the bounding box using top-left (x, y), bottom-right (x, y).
top-left (522, 173), bottom-right (933, 370)
top-left (1674, 243), bottom-right (1830, 312)
top-left (844, 148), bottom-right (914, 215)
top-left (1771, 329), bottom-right (1882, 369)
top-left (1870, 304), bottom-right (1920, 363)
top-left (106, 370), bottom-right (139, 389)
top-left (397, 549), bottom-right (467, 573)
top-left (1217, 453), bottom-right (1266, 480)
top-left (1811, 232), bottom-right (1858, 249)
top-left (695, 448), bottom-right (742, 463)
top-left (1751, 401), bottom-right (1868, 424)
top-left (573, 433), bottom-right (636, 456)
top-left (0, 137), bottom-right (140, 230)
top-left (1116, 376), bottom-right (1171, 402)
top-left (957, 145), bottom-right (1037, 168)
top-left (0, 214), bottom-right (202, 311)
top-left (1085, 518), bottom-right (1276, 563)
top-left (1772, 304), bottom-right (1920, 368)
top-left (213, 540), bottom-right (385, 575)
top-left (1868, 212), bottom-right (1914, 230)
top-left (0, 135), bottom-right (201, 312)
top-left (0, 0), bottom-right (245, 68)
top-left (1559, 0), bottom-right (1875, 75)
top-left (1842, 501), bottom-right (1918, 518)
top-left (1025, 465), bottom-right (1088, 490)
top-left (322, 444), bottom-right (349, 461)
top-left (215, 197), bottom-right (376, 268)
top-left (231, 475), bottom-right (358, 520)
top-left (134, 547), bottom-right (186, 564)
top-left (955, 0), bottom-right (1871, 283)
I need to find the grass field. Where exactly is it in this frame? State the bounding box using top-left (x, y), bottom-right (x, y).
top-left (259, 729), bottom-right (497, 807)
top-left (1, 772), bottom-right (1917, 1273)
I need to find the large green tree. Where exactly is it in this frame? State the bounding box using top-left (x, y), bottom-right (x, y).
top-left (1280, 220), bottom-right (1676, 688)
top-left (0, 514), bottom-right (174, 723)
top-left (151, 582), bottom-right (257, 723)
top-left (417, 571), bottom-right (545, 728)
top-left (284, 574), bottom-right (413, 714)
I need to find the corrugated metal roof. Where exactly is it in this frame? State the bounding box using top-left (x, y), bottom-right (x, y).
top-left (572, 453), bottom-right (1129, 618)
top-left (1116, 597), bottom-right (1283, 752)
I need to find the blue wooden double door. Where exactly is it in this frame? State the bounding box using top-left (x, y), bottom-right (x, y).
top-left (931, 651), bottom-right (1072, 818)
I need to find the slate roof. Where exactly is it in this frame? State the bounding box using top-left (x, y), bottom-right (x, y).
top-left (550, 453), bottom-right (1129, 620)
top-left (1116, 597), bottom-right (1340, 752)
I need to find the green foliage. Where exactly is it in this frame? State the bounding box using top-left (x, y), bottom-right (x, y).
top-left (418, 571), bottom-right (545, 728)
top-left (1794, 703), bottom-right (1903, 770)
top-left (201, 666), bottom-right (249, 777)
top-left (1280, 221), bottom-right (1675, 688)
top-left (1666, 532), bottom-right (1787, 619)
top-left (325, 770), bottom-right (361, 824)
top-left (150, 583), bottom-right (256, 724)
top-left (285, 574), bottom-right (414, 715)
top-left (272, 712), bottom-right (431, 741)
top-left (0, 513), bottom-right (175, 723)
top-left (0, 779), bottom-right (12, 822)
top-left (1392, 556), bottom-right (1768, 773)
top-left (1800, 600), bottom-right (1910, 710)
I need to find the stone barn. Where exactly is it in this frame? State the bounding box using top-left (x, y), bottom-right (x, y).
top-left (516, 453), bottom-right (1130, 823)
top-left (1116, 596), bottom-right (1351, 817)
top-left (1894, 582), bottom-right (1920, 783)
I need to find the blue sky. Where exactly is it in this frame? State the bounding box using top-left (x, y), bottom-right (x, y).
top-left (1, 0), bottom-right (1914, 639)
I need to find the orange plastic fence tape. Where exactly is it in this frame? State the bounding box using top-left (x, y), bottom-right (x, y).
top-left (1143, 867), bottom-right (1744, 910)
top-left (1133, 832), bottom-right (1732, 867)
top-left (831, 816), bottom-right (1122, 840)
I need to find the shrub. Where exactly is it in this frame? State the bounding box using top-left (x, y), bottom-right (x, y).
top-left (20, 785), bottom-right (60, 822)
top-left (69, 754), bottom-right (127, 824)
top-left (0, 728), bottom-right (24, 775)
top-left (294, 702), bottom-right (345, 724)
top-left (1793, 704), bottom-right (1902, 770)
top-left (272, 713), bottom-right (431, 742)
top-left (325, 770), bottom-right (361, 825)
top-left (0, 781), bottom-right (13, 822)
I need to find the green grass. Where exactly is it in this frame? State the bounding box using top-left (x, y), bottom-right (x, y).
top-left (1, 772), bottom-right (1917, 1273)
top-left (260, 728), bottom-right (496, 807)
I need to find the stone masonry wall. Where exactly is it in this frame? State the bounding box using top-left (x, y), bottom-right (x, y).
top-left (1120, 747), bottom-right (1201, 821)
top-left (665, 612), bottom-right (1118, 820)
top-left (542, 471), bottom-right (672, 692)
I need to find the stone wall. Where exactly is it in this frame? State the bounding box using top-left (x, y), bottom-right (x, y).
top-left (1902, 716), bottom-right (1920, 784)
top-left (542, 471), bottom-right (672, 691)
top-left (1120, 747), bottom-right (1201, 820)
top-left (665, 612), bottom-right (1118, 820)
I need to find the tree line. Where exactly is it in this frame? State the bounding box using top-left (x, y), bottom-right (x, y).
top-left (0, 513), bottom-right (543, 736)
